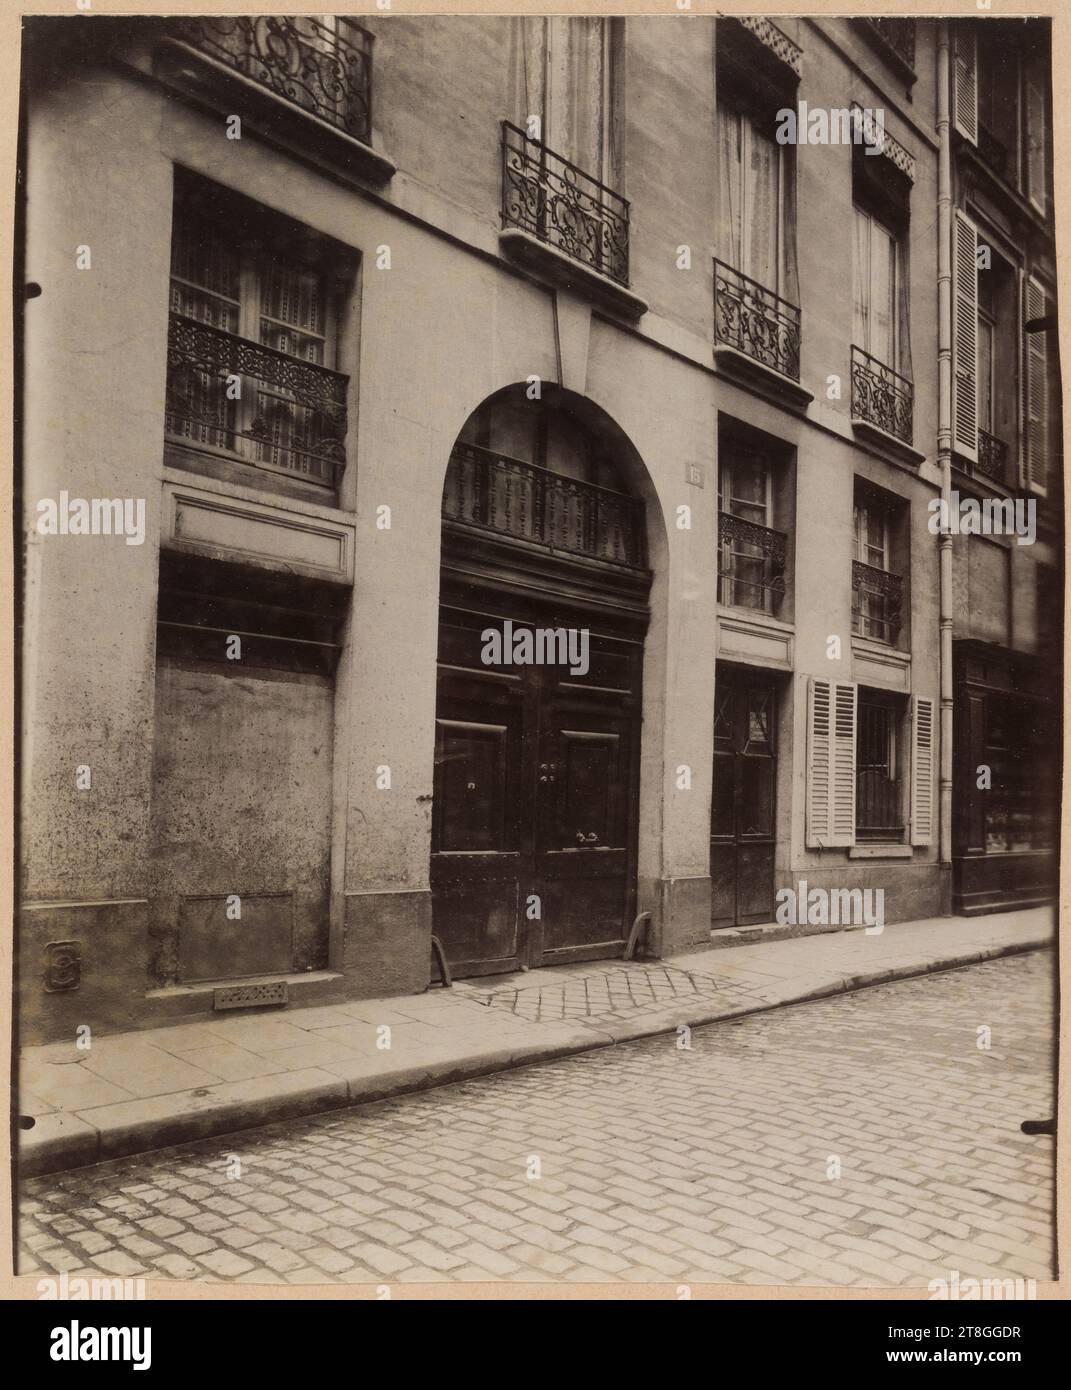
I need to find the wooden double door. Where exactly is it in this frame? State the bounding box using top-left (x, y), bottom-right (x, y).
top-left (710, 665), bottom-right (779, 929)
top-left (431, 602), bottom-right (643, 976)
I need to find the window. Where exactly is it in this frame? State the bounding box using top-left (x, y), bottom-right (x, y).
top-left (1023, 38), bottom-right (1049, 215)
top-left (955, 19), bottom-right (1050, 213)
top-left (718, 101), bottom-right (785, 295)
top-left (976, 24), bottom-right (1021, 184)
top-left (852, 485), bottom-right (905, 646)
top-left (165, 176), bottom-right (351, 490)
top-left (853, 205), bottom-right (899, 369)
top-left (982, 695), bottom-right (1054, 853)
top-left (977, 265), bottom-right (995, 435)
top-left (719, 449), bottom-right (770, 611)
top-left (856, 691), bottom-right (905, 842)
top-left (512, 16), bottom-right (618, 182)
top-left (806, 680), bottom-right (934, 849)
top-left (717, 431), bottom-right (789, 615)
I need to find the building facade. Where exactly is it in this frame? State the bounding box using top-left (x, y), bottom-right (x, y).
top-left (943, 18), bottom-right (1062, 914)
top-left (18, 13), bottom-right (1059, 1044)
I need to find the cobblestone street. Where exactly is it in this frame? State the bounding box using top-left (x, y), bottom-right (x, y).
top-left (20, 952), bottom-right (1055, 1289)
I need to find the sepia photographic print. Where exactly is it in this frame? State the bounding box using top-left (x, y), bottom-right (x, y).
top-left (6, 0), bottom-right (1067, 1336)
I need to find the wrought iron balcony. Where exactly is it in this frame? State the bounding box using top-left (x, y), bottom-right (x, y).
top-left (714, 261), bottom-right (801, 382)
top-left (165, 312), bottom-right (348, 487)
top-left (171, 15), bottom-right (374, 145)
top-left (978, 123), bottom-right (1009, 180)
top-left (442, 441), bottom-right (646, 569)
top-left (977, 429), bottom-right (1010, 482)
top-left (850, 346), bottom-right (914, 445)
top-left (865, 18), bottom-right (916, 71)
top-left (718, 512), bottom-right (788, 615)
top-left (501, 122), bottom-right (630, 288)
top-left (851, 560), bottom-right (904, 645)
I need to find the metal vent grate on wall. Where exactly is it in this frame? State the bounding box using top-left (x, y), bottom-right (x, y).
top-left (213, 981), bottom-right (289, 1011)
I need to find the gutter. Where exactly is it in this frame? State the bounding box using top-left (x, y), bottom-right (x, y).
top-left (936, 21), bottom-right (954, 868)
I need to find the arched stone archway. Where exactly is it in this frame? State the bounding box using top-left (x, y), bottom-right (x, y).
top-left (431, 383), bottom-right (662, 976)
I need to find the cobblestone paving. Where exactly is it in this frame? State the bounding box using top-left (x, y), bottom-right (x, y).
top-left (19, 952), bottom-right (1054, 1288)
top-left (464, 961), bottom-right (763, 1022)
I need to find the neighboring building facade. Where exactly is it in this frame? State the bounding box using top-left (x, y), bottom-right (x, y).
top-left (18, 14), bottom-right (1058, 1044)
top-left (943, 18), bottom-right (1063, 914)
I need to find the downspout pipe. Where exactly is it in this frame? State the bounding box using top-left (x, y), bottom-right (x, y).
top-left (936, 21), bottom-right (954, 870)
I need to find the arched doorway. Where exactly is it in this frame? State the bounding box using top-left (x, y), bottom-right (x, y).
top-left (433, 384), bottom-right (652, 976)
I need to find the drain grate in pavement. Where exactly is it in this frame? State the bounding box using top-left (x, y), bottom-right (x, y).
top-left (469, 963), bottom-right (755, 1023)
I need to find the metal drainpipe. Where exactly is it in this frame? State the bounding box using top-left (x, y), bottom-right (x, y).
top-left (936, 21), bottom-right (954, 868)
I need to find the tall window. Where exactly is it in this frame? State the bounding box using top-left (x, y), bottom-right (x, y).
top-left (853, 205), bottom-right (899, 369)
top-left (856, 691), bottom-right (905, 842)
top-left (513, 16), bottom-right (617, 181)
top-left (977, 264), bottom-right (995, 434)
top-left (717, 101), bottom-right (784, 294)
top-left (165, 177), bottom-right (348, 488)
top-left (718, 445), bottom-right (780, 612)
top-left (852, 493), bottom-right (903, 645)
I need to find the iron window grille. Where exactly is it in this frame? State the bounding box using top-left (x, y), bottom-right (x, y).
top-left (856, 696), bottom-right (905, 841)
top-left (717, 512), bottom-right (788, 615)
top-left (851, 560), bottom-right (904, 645)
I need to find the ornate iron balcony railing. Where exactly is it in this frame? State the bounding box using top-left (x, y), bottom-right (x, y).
top-left (165, 312), bottom-right (349, 486)
top-left (717, 512), bottom-right (788, 615)
top-left (443, 441), bottom-right (646, 569)
top-left (501, 122), bottom-right (631, 288)
top-left (850, 345), bottom-right (914, 445)
top-left (713, 261), bottom-right (801, 381)
top-left (978, 123), bottom-right (1009, 180)
top-left (172, 15), bottom-right (373, 145)
top-left (866, 18), bottom-right (916, 71)
top-left (851, 560), bottom-right (904, 645)
top-left (977, 429), bottom-right (1010, 482)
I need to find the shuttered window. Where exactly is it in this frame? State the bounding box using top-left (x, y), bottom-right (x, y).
top-left (910, 695), bottom-right (935, 846)
top-left (1023, 276), bottom-right (1050, 496)
top-left (951, 211), bottom-right (979, 463)
top-left (806, 678), bottom-right (857, 848)
top-left (952, 24), bottom-right (978, 144)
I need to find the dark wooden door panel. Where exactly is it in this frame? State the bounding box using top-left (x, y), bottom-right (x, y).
top-left (432, 604), bottom-right (643, 974)
top-left (431, 678), bottom-right (526, 974)
top-left (709, 666), bottom-right (778, 929)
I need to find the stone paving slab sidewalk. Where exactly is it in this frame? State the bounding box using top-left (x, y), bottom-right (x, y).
top-left (19, 907), bottom-right (1053, 1178)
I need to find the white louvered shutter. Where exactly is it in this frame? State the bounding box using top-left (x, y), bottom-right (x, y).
top-left (807, 678), bottom-right (857, 848)
top-left (952, 212), bottom-right (979, 464)
top-left (1024, 48), bottom-right (1048, 216)
top-left (910, 695), bottom-right (935, 847)
top-left (952, 25), bottom-right (978, 145)
top-left (1023, 276), bottom-right (1049, 496)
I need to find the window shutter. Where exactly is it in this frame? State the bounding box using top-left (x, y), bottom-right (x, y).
top-left (807, 678), bottom-right (857, 848)
top-left (806, 678), bottom-right (832, 847)
top-left (1024, 49), bottom-right (1048, 216)
top-left (910, 695), bottom-right (935, 846)
top-left (952, 211), bottom-right (979, 463)
top-left (1023, 276), bottom-right (1049, 496)
top-left (952, 25), bottom-right (978, 145)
